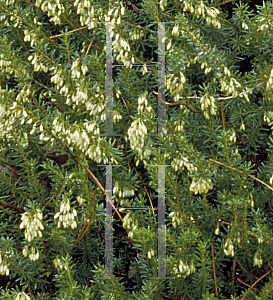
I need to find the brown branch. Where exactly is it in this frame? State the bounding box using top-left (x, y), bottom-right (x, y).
top-left (209, 158), bottom-right (273, 193)
top-left (220, 99), bottom-right (226, 129)
top-left (153, 91), bottom-right (204, 114)
top-left (43, 95), bottom-right (64, 113)
top-left (49, 26), bottom-right (88, 39)
top-left (211, 243), bottom-right (219, 298)
top-left (238, 277), bottom-right (260, 294)
top-left (28, 286), bottom-right (32, 300)
top-left (215, 0), bottom-right (240, 7)
top-left (70, 167), bottom-right (138, 254)
top-left (0, 200), bottom-right (24, 213)
top-left (70, 212), bottom-right (96, 251)
top-left (84, 41), bottom-right (93, 58)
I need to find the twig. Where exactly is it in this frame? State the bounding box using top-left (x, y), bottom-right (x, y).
top-left (121, 97), bottom-right (130, 115)
top-left (70, 213), bottom-right (96, 251)
top-left (215, 0), bottom-right (240, 7)
top-left (84, 41), bottom-right (93, 57)
top-left (211, 243), bottom-right (219, 298)
top-left (209, 158), bottom-right (273, 192)
top-left (28, 286), bottom-right (32, 299)
top-left (153, 91), bottom-right (203, 114)
top-left (241, 270), bottom-right (272, 299)
top-left (0, 200), bottom-right (24, 213)
top-left (49, 26), bottom-right (88, 39)
top-left (238, 277), bottom-right (260, 294)
top-left (220, 99), bottom-right (226, 129)
top-left (178, 81), bottom-right (266, 101)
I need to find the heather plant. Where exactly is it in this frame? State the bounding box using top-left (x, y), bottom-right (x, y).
top-left (1, 0), bottom-right (273, 299)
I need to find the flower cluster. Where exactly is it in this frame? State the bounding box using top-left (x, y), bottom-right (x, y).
top-left (67, 123), bottom-right (112, 165)
top-left (86, 141), bottom-right (109, 164)
top-left (113, 181), bottom-right (135, 199)
top-left (128, 28), bottom-right (144, 40)
top-left (169, 211), bottom-right (183, 228)
top-left (50, 65), bottom-right (71, 97)
top-left (15, 292), bottom-right (31, 300)
top-left (234, 231), bottom-right (242, 244)
top-left (0, 53), bottom-right (14, 76)
top-left (200, 61), bottom-right (212, 75)
top-left (269, 174), bottom-right (273, 186)
top-left (200, 94), bottom-right (217, 119)
top-left (219, 76), bottom-right (241, 97)
top-left (266, 69), bottom-right (273, 90)
top-left (105, 4), bottom-right (125, 27)
top-left (85, 86), bottom-right (105, 116)
top-left (53, 256), bottom-right (67, 270)
top-left (22, 245), bottom-right (39, 261)
top-left (242, 22), bottom-right (248, 30)
top-left (24, 28), bottom-right (40, 48)
top-left (147, 248), bottom-right (155, 259)
top-left (230, 147), bottom-right (242, 163)
top-left (74, 0), bottom-right (97, 29)
top-left (19, 209), bottom-right (44, 242)
top-left (138, 91), bottom-right (149, 112)
top-left (171, 24), bottom-right (180, 36)
top-left (253, 251), bottom-right (263, 268)
top-left (0, 101), bottom-right (8, 124)
top-left (166, 72), bottom-right (186, 102)
top-left (257, 236), bottom-right (263, 244)
top-left (263, 111), bottom-right (273, 125)
top-left (189, 177), bottom-right (212, 195)
top-left (113, 111), bottom-right (122, 122)
top-left (71, 58), bottom-right (88, 79)
top-left (174, 120), bottom-right (185, 132)
top-left (172, 259), bottom-right (196, 278)
top-left (70, 128), bottom-right (89, 152)
top-left (171, 155), bottom-right (197, 174)
top-left (137, 91), bottom-right (155, 119)
top-left (70, 86), bottom-right (89, 108)
top-left (223, 238), bottom-right (234, 257)
top-left (159, 0), bottom-right (168, 11)
top-left (104, 4), bottom-right (135, 67)
top-left (182, 0), bottom-right (221, 29)
top-left (127, 118), bottom-right (151, 164)
top-left (57, 119), bottom-right (111, 165)
top-left (30, 121), bottom-right (46, 140)
top-left (122, 211), bottom-right (138, 231)
top-left (0, 249), bottom-right (10, 276)
top-left (227, 128), bottom-right (236, 143)
top-left (15, 86), bottom-right (33, 104)
top-left (240, 122), bottom-right (245, 130)
top-left (256, 14), bottom-right (273, 32)
top-left (83, 120), bottom-right (100, 134)
top-left (0, 96), bottom-right (16, 138)
top-left (215, 222), bottom-right (220, 235)
top-left (3, 0), bottom-right (15, 5)
top-left (205, 6), bottom-right (221, 28)
top-left (35, 0), bottom-right (65, 25)
top-left (54, 197), bottom-right (77, 229)
top-left (113, 34), bottom-right (135, 68)
top-left (76, 194), bottom-right (86, 205)
top-left (249, 193), bottom-right (254, 208)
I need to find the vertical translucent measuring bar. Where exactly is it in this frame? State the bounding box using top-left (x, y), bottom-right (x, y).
top-left (149, 165), bottom-right (174, 279)
top-left (105, 22), bottom-right (113, 136)
top-left (105, 165), bottom-right (113, 278)
top-left (158, 165), bottom-right (166, 278)
top-left (158, 22), bottom-right (167, 136)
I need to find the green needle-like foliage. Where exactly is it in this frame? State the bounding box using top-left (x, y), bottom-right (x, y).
top-left (1, 0), bottom-right (273, 299)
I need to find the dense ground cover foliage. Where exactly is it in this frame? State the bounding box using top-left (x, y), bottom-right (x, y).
top-left (1, 0), bottom-right (273, 299)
